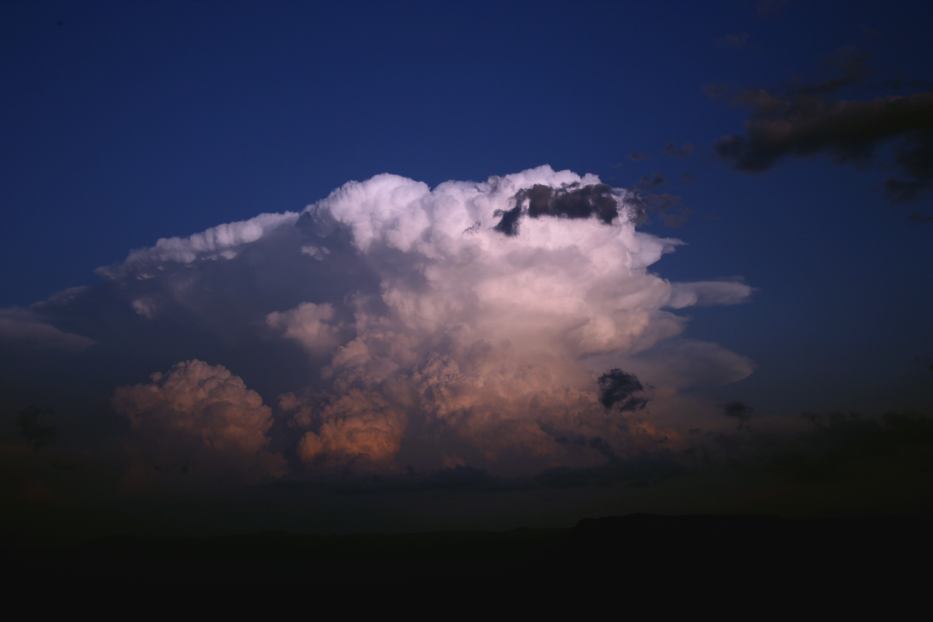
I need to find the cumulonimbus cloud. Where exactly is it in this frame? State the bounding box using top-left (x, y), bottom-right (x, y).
top-left (260, 166), bottom-right (751, 474)
top-left (5, 166), bottom-right (754, 480)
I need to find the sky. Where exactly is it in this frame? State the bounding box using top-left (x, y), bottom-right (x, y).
top-left (2, 0), bottom-right (933, 536)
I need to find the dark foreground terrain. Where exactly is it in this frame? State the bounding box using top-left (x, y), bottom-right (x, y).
top-left (5, 514), bottom-right (932, 584)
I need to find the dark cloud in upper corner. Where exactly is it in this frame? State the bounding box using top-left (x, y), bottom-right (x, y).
top-left (597, 369), bottom-right (647, 412)
top-left (712, 48), bottom-right (933, 219)
top-left (716, 92), bottom-right (933, 172)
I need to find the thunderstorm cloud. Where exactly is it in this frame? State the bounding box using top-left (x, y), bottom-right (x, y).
top-left (0, 166), bottom-right (754, 481)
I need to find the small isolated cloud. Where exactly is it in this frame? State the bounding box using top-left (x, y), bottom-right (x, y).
top-left (668, 281), bottom-right (754, 308)
top-left (132, 297), bottom-right (160, 319)
top-left (627, 174), bottom-right (692, 228)
top-left (300, 244), bottom-right (331, 261)
top-left (723, 401), bottom-right (753, 427)
top-left (266, 302), bottom-right (341, 356)
top-left (598, 369), bottom-right (647, 411)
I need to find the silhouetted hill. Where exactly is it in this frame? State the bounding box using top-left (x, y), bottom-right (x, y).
top-left (5, 514), bottom-right (931, 584)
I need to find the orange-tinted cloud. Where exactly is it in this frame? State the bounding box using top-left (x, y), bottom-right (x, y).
top-left (112, 360), bottom-right (285, 486)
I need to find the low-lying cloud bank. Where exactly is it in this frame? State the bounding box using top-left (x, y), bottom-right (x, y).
top-left (2, 166), bottom-right (755, 485)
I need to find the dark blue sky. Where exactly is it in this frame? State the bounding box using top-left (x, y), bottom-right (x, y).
top-left (3, 0), bottom-right (932, 413)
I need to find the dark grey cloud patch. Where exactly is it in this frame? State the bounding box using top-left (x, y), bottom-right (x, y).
top-left (493, 205), bottom-right (523, 236)
top-left (717, 92), bottom-right (933, 171)
top-left (539, 422), bottom-right (617, 462)
top-left (523, 184), bottom-right (619, 223)
top-left (495, 183), bottom-right (621, 235)
top-left (723, 401), bottom-right (753, 422)
top-left (723, 401), bottom-right (753, 429)
top-left (716, 74), bottom-right (933, 218)
top-left (597, 369), bottom-right (647, 412)
top-left (628, 175), bottom-right (690, 228)
top-left (713, 44), bottom-right (933, 216)
top-left (611, 159), bottom-right (691, 228)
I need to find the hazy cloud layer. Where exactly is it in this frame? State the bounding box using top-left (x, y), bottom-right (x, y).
top-left (0, 308), bottom-right (94, 351)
